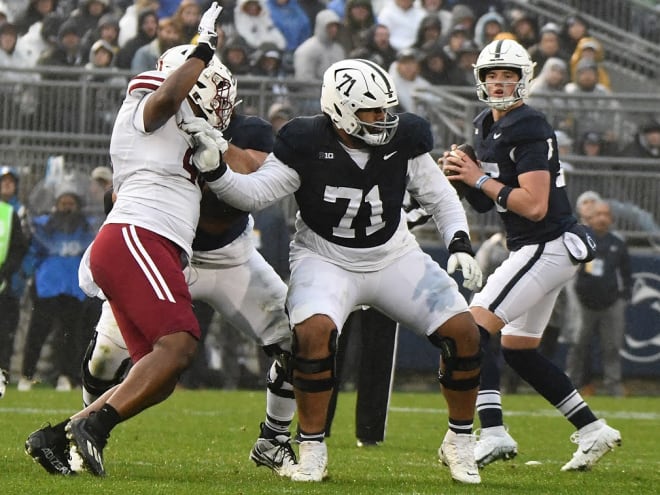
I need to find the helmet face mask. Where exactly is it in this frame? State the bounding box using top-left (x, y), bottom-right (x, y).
top-left (157, 44), bottom-right (237, 130)
top-left (473, 39), bottom-right (535, 111)
top-left (321, 58), bottom-right (399, 146)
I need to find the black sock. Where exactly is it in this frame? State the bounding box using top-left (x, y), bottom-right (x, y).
top-left (502, 348), bottom-right (598, 429)
top-left (87, 404), bottom-right (122, 439)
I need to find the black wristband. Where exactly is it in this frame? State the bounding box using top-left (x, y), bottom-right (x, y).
top-left (496, 186), bottom-right (513, 209)
top-left (448, 230), bottom-right (474, 256)
top-left (202, 160), bottom-right (227, 182)
top-left (187, 43), bottom-right (215, 65)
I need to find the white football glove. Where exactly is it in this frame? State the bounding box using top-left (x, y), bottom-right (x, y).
top-left (191, 131), bottom-right (221, 174)
top-left (197, 2), bottom-right (223, 49)
top-left (180, 117), bottom-right (229, 154)
top-left (447, 252), bottom-right (483, 292)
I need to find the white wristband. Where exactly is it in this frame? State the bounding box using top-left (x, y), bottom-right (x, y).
top-left (475, 175), bottom-right (490, 190)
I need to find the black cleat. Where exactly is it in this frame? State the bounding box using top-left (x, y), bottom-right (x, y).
top-left (66, 418), bottom-right (108, 476)
top-left (25, 423), bottom-right (75, 475)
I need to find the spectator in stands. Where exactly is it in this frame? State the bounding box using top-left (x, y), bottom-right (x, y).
top-left (348, 23), bottom-right (396, 71)
top-left (131, 16), bottom-right (181, 74)
top-left (418, 40), bottom-right (463, 86)
top-left (14, 11), bottom-right (62, 67)
top-left (220, 37), bottom-right (252, 75)
top-left (377, 0), bottom-right (426, 51)
top-left (80, 12), bottom-right (120, 64)
top-left (117, 0), bottom-right (160, 47)
top-left (528, 22), bottom-right (562, 78)
top-left (473, 8), bottom-right (505, 48)
top-left (115, 8), bottom-right (157, 69)
top-left (619, 118), bottom-right (660, 158)
top-left (453, 38), bottom-right (480, 86)
top-left (441, 23), bottom-right (469, 63)
top-left (234, 0), bottom-right (286, 53)
top-left (412, 14), bottom-right (443, 51)
top-left (528, 57), bottom-right (570, 131)
top-left (449, 3), bottom-right (476, 37)
top-left (13, 0), bottom-right (58, 36)
top-left (420, 0), bottom-right (452, 35)
top-left (569, 36), bottom-right (611, 90)
top-left (37, 17), bottom-right (84, 78)
top-left (0, 167), bottom-right (28, 397)
top-left (387, 47), bottom-right (431, 113)
top-left (508, 10), bottom-right (538, 49)
top-left (564, 58), bottom-right (620, 152)
top-left (0, 2), bottom-right (11, 24)
top-left (250, 42), bottom-right (291, 95)
top-left (267, 0), bottom-right (312, 58)
top-left (18, 186), bottom-right (96, 392)
top-left (578, 131), bottom-right (606, 157)
top-left (0, 21), bottom-right (29, 69)
top-left (171, 0), bottom-right (202, 44)
top-left (71, 0), bottom-right (115, 45)
top-left (336, 0), bottom-right (375, 56)
top-left (575, 190), bottom-right (602, 223)
top-left (559, 13), bottom-right (589, 62)
top-left (293, 8), bottom-right (344, 81)
top-left (565, 200), bottom-right (631, 397)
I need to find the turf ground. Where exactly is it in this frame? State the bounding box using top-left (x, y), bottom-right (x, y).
top-left (1, 388), bottom-right (658, 494)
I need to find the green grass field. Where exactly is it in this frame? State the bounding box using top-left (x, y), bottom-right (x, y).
top-left (1, 388), bottom-right (658, 494)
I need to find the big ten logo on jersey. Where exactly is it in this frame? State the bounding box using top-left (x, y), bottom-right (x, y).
top-left (318, 151), bottom-right (334, 160)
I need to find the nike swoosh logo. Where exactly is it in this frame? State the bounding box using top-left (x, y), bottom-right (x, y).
top-left (493, 132), bottom-right (502, 139)
top-left (384, 151), bottom-right (398, 160)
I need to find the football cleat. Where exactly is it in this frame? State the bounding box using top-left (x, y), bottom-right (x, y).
top-left (439, 430), bottom-right (481, 484)
top-left (561, 419), bottom-right (621, 471)
top-left (474, 425), bottom-right (518, 468)
top-left (66, 417), bottom-right (108, 476)
top-left (356, 438), bottom-right (380, 448)
top-left (250, 430), bottom-right (297, 477)
top-left (25, 423), bottom-right (75, 475)
top-left (290, 441), bottom-right (328, 482)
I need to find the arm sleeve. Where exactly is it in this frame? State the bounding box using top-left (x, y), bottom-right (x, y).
top-left (205, 153), bottom-right (301, 212)
top-left (406, 153), bottom-right (471, 248)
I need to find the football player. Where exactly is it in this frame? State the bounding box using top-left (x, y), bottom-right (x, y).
top-left (187, 58), bottom-right (485, 484)
top-left (76, 43), bottom-right (297, 477)
top-left (24, 3), bottom-right (237, 478)
top-left (442, 38), bottom-right (621, 471)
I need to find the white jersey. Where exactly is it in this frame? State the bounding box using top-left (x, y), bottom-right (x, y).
top-left (106, 70), bottom-right (201, 259)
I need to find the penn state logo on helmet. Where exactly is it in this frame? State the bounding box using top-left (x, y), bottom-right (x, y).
top-left (157, 44), bottom-right (237, 130)
top-left (320, 58), bottom-right (399, 146)
top-left (473, 39), bottom-right (536, 111)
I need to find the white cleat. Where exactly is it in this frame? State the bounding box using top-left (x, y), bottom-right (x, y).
top-left (0, 369), bottom-right (7, 398)
top-left (290, 441), bottom-right (328, 482)
top-left (561, 419), bottom-right (621, 471)
top-left (439, 430), bottom-right (481, 484)
top-left (474, 426), bottom-right (518, 468)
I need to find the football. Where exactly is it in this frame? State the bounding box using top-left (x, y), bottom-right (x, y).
top-left (444, 143), bottom-right (478, 198)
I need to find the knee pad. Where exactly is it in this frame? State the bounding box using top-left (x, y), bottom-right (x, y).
top-left (290, 328), bottom-right (337, 393)
top-left (81, 331), bottom-right (131, 401)
top-left (427, 333), bottom-right (481, 391)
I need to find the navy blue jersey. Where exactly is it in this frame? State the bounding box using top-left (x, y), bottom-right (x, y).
top-left (192, 113), bottom-right (274, 252)
top-left (473, 104), bottom-right (575, 250)
top-left (274, 113), bottom-right (433, 248)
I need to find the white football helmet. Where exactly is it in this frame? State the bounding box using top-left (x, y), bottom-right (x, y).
top-left (157, 44), bottom-right (237, 130)
top-left (473, 39), bottom-right (535, 111)
top-left (320, 58), bottom-right (399, 146)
